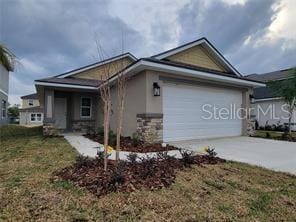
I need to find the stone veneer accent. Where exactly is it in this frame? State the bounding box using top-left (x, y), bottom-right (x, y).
top-left (247, 118), bottom-right (256, 136)
top-left (43, 122), bottom-right (58, 136)
top-left (72, 120), bottom-right (95, 133)
top-left (136, 113), bottom-right (163, 143)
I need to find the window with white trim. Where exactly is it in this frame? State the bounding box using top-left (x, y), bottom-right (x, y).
top-left (30, 113), bottom-right (42, 122)
top-left (28, 99), bottom-right (34, 106)
top-left (2, 100), bottom-right (6, 118)
top-left (81, 97), bottom-right (91, 118)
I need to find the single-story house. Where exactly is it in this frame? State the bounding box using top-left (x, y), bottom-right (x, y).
top-left (19, 93), bottom-right (44, 126)
top-left (35, 37), bottom-right (264, 142)
top-left (247, 68), bottom-right (296, 131)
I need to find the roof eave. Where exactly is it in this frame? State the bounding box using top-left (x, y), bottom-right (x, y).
top-left (34, 80), bottom-right (99, 90)
top-left (108, 59), bottom-right (265, 88)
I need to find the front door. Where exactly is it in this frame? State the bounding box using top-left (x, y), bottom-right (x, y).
top-left (54, 98), bottom-right (67, 129)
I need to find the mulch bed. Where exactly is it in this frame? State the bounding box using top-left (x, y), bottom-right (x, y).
top-left (52, 154), bottom-right (225, 197)
top-left (84, 134), bottom-right (178, 152)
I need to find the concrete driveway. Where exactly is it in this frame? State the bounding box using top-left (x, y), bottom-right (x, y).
top-left (171, 136), bottom-right (296, 174)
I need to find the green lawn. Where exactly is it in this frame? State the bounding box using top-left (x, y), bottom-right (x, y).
top-left (254, 130), bottom-right (296, 139)
top-left (0, 126), bottom-right (296, 221)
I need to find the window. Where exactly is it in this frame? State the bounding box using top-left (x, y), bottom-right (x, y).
top-left (81, 98), bottom-right (91, 117)
top-left (28, 99), bottom-right (34, 106)
top-left (1, 100), bottom-right (6, 118)
top-left (30, 113), bottom-right (42, 122)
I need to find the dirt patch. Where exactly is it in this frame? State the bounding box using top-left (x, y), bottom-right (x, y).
top-left (52, 154), bottom-right (225, 197)
top-left (84, 134), bottom-right (178, 152)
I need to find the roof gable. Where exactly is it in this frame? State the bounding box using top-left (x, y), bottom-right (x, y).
top-left (152, 37), bottom-right (241, 76)
top-left (56, 53), bottom-right (137, 79)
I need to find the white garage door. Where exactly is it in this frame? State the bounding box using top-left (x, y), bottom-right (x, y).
top-left (163, 83), bottom-right (243, 142)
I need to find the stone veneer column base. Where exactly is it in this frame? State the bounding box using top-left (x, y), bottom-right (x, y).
top-left (43, 122), bottom-right (58, 136)
top-left (247, 119), bottom-right (256, 136)
top-left (136, 113), bottom-right (163, 143)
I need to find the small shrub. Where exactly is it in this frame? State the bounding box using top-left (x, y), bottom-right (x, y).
top-left (259, 126), bottom-right (265, 130)
top-left (265, 132), bottom-right (271, 138)
top-left (74, 155), bottom-right (94, 168)
top-left (157, 151), bottom-right (176, 161)
top-left (109, 161), bottom-right (126, 191)
top-left (205, 147), bottom-right (217, 158)
top-left (139, 155), bottom-right (156, 179)
top-left (157, 151), bottom-right (169, 160)
top-left (87, 127), bottom-right (96, 136)
top-left (109, 130), bottom-right (117, 146)
top-left (179, 149), bottom-right (195, 168)
top-left (96, 150), bottom-right (105, 161)
top-left (265, 125), bottom-right (273, 131)
top-left (126, 153), bottom-right (138, 164)
top-left (96, 126), bottom-right (104, 137)
top-left (132, 132), bottom-right (142, 146)
top-left (96, 150), bottom-right (111, 161)
top-left (255, 120), bottom-right (259, 130)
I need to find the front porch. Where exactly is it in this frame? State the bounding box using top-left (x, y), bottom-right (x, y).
top-left (41, 88), bottom-right (102, 135)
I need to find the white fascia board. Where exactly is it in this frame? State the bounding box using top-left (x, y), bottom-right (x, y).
top-left (57, 54), bottom-right (136, 78)
top-left (0, 88), bottom-right (8, 96)
top-left (141, 60), bottom-right (265, 88)
top-left (154, 39), bottom-right (241, 76)
top-left (107, 60), bottom-right (265, 88)
top-left (34, 81), bottom-right (98, 90)
top-left (252, 97), bottom-right (283, 103)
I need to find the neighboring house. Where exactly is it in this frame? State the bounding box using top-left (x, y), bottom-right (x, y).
top-left (19, 93), bottom-right (44, 126)
top-left (247, 68), bottom-right (296, 131)
top-left (35, 37), bottom-right (264, 142)
top-left (0, 63), bottom-right (12, 126)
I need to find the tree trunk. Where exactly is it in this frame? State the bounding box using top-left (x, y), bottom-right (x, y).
top-left (103, 102), bottom-right (109, 171)
top-left (288, 112), bottom-right (292, 134)
top-left (116, 98), bottom-right (124, 161)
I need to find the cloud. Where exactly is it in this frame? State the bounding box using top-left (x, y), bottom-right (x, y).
top-left (1, 0), bottom-right (296, 105)
top-left (176, 0), bottom-right (296, 74)
top-left (1, 0), bottom-right (145, 105)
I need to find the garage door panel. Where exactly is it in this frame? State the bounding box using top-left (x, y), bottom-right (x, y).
top-left (163, 83), bottom-right (243, 142)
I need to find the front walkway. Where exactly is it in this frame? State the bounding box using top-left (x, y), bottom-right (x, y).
top-left (170, 136), bottom-right (296, 174)
top-left (63, 133), bottom-right (182, 160)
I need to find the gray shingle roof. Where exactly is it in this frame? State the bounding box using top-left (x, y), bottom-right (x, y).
top-left (19, 106), bottom-right (44, 112)
top-left (247, 68), bottom-right (295, 99)
top-left (247, 68), bottom-right (294, 82)
top-left (21, 93), bottom-right (38, 99)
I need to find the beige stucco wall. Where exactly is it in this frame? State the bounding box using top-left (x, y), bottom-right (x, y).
top-left (72, 57), bottom-right (133, 80)
top-left (144, 70), bottom-right (250, 113)
top-left (167, 45), bottom-right (226, 72)
top-left (109, 69), bottom-right (252, 138)
top-left (22, 99), bottom-right (40, 108)
top-left (110, 71), bottom-right (147, 136)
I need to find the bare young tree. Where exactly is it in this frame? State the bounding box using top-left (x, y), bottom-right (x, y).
top-left (94, 35), bottom-right (128, 165)
top-left (115, 58), bottom-right (127, 161)
top-left (95, 41), bottom-right (113, 171)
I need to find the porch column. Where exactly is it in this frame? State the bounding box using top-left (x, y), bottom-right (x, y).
top-left (242, 89), bottom-right (255, 136)
top-left (43, 89), bottom-right (56, 135)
